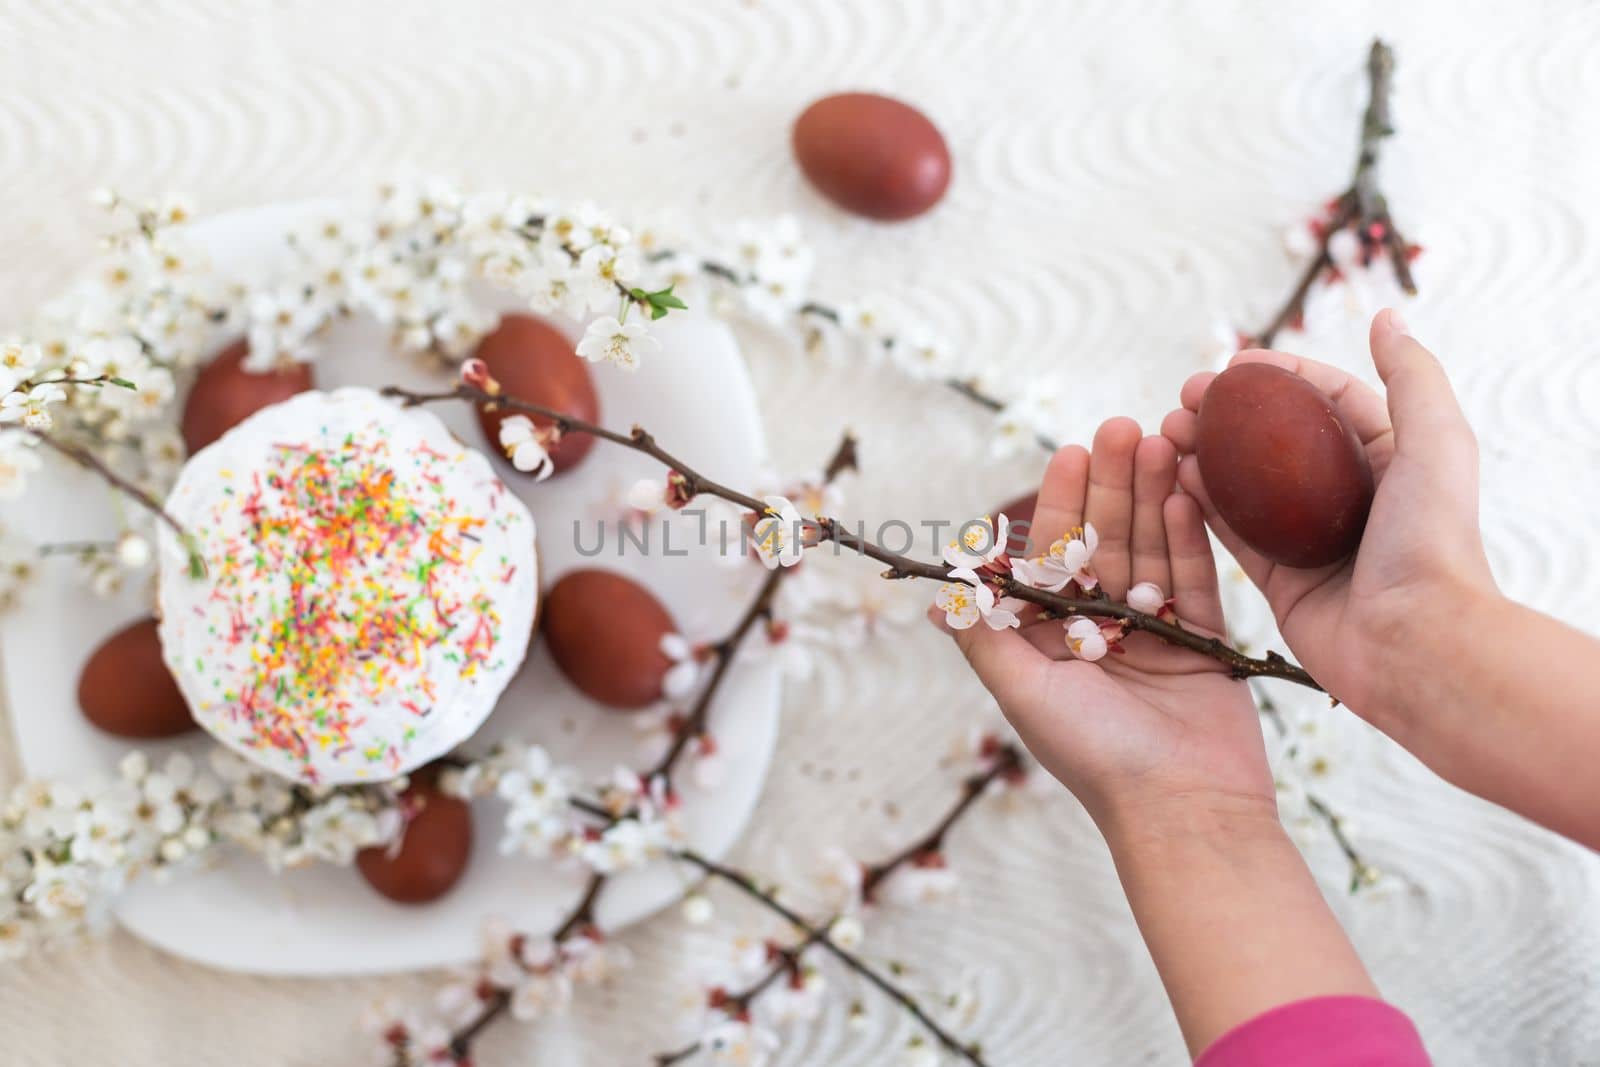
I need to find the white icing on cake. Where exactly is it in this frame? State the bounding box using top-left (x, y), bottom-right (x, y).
top-left (156, 388), bottom-right (537, 784)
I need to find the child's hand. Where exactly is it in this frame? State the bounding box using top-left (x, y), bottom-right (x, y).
top-left (935, 418), bottom-right (1274, 830)
top-left (1160, 309), bottom-right (1495, 730)
top-left (939, 425), bottom-right (1389, 1056)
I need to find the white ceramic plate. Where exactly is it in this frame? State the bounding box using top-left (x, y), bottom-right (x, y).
top-left (0, 202), bottom-right (780, 976)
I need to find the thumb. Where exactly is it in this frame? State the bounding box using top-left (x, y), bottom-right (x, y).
top-left (1369, 308), bottom-right (1477, 471)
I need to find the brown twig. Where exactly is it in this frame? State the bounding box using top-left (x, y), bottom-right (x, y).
top-left (861, 744), bottom-right (1022, 900)
top-left (652, 743), bottom-right (1024, 1065)
top-left (1258, 695), bottom-right (1374, 894)
top-left (15, 373), bottom-right (130, 392)
top-left (1251, 39), bottom-right (1417, 347)
top-left (1305, 794), bottom-right (1373, 895)
top-left (649, 566), bottom-right (786, 782)
top-left (430, 435), bottom-right (856, 1067)
top-left (647, 432), bottom-right (858, 786)
top-left (18, 427), bottom-right (206, 578)
top-left (437, 870), bottom-right (607, 1062)
top-left (37, 540), bottom-right (118, 557)
top-left (382, 382), bottom-right (1321, 691)
top-left (676, 849), bottom-right (988, 1067)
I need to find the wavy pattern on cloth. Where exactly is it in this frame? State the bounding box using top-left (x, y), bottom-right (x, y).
top-left (1, 1), bottom-right (1598, 1064)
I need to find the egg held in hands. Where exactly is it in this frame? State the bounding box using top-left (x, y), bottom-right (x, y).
top-left (1195, 362), bottom-right (1375, 568)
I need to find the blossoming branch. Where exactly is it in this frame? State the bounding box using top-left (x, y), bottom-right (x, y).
top-left (650, 741), bottom-right (1028, 1067)
top-left (384, 373), bottom-right (1321, 692)
top-left (1246, 39), bottom-right (1418, 347)
top-left (391, 437), bottom-right (859, 1064)
top-left (378, 739), bottom-right (1026, 1067)
top-left (0, 748), bottom-right (404, 958)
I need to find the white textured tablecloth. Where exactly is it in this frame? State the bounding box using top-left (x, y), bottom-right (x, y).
top-left (3, 2), bottom-right (1599, 1064)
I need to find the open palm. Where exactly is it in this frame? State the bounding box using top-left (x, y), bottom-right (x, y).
top-left (943, 419), bottom-right (1273, 824)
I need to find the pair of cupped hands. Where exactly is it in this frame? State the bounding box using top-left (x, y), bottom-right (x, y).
top-left (937, 308), bottom-right (1491, 836)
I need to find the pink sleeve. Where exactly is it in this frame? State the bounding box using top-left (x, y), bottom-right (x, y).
top-left (1194, 996), bottom-right (1430, 1067)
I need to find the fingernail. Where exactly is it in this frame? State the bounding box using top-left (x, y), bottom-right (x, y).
top-left (1384, 307), bottom-right (1409, 337)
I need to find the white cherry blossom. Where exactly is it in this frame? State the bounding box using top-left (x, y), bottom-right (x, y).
top-left (114, 532), bottom-right (152, 570)
top-left (757, 966), bottom-right (827, 1026)
top-left (830, 914), bottom-right (865, 950)
top-left (577, 243), bottom-right (641, 309)
top-left (0, 382), bottom-right (66, 431)
top-left (294, 793), bottom-right (393, 866)
top-left (815, 845), bottom-right (866, 914)
top-left (0, 342), bottom-right (41, 392)
top-left (0, 438), bottom-right (40, 500)
top-left (935, 568), bottom-right (1022, 631)
top-left (1064, 616), bottom-right (1109, 661)
top-left (21, 858), bottom-right (91, 920)
top-left (990, 391), bottom-right (1059, 459)
top-left (879, 856), bottom-right (960, 907)
top-left (498, 414), bottom-right (555, 480)
top-left (660, 633), bottom-right (704, 699)
top-left (509, 968), bottom-right (575, 1021)
top-left (1012, 523), bottom-right (1099, 593)
top-left (245, 284), bottom-right (325, 368)
top-left (702, 1017), bottom-right (781, 1067)
top-left (887, 327), bottom-right (957, 382)
top-left (682, 893), bottom-right (715, 925)
top-left (576, 314), bottom-right (659, 369)
top-left (581, 815), bottom-right (674, 874)
top-left (942, 515), bottom-right (1008, 568)
top-left (494, 748), bottom-right (580, 858)
top-left (627, 477), bottom-right (667, 514)
top-left (0, 527), bottom-right (34, 611)
top-left (834, 300), bottom-right (895, 348)
top-left (750, 495), bottom-right (805, 570)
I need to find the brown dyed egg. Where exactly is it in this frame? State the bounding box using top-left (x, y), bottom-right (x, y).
top-left (792, 92), bottom-right (952, 221)
top-left (543, 569), bottom-right (675, 709)
top-left (78, 617), bottom-right (195, 738)
top-left (181, 339), bottom-right (314, 454)
top-left (356, 768), bottom-right (473, 904)
top-left (473, 315), bottom-right (599, 476)
top-left (1195, 363), bottom-right (1375, 568)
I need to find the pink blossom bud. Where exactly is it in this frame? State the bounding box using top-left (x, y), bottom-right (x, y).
top-left (460, 358), bottom-right (488, 385)
top-left (664, 470), bottom-right (693, 510)
top-left (1126, 581), bottom-right (1166, 615)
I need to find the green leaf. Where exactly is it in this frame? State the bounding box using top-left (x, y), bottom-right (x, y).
top-left (650, 286), bottom-right (688, 311)
top-left (627, 284), bottom-right (687, 320)
top-left (108, 377), bottom-right (137, 390)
